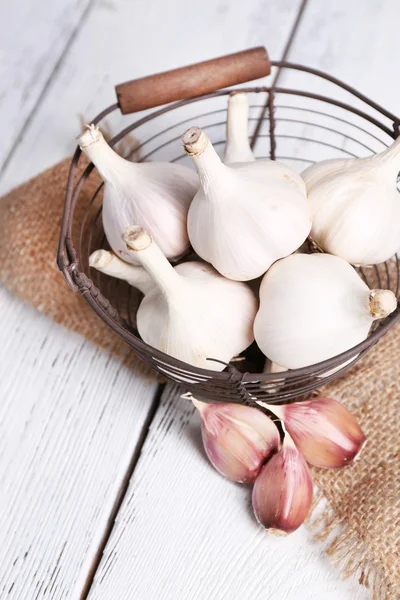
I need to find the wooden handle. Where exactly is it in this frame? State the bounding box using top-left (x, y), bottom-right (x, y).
top-left (116, 47), bottom-right (270, 114)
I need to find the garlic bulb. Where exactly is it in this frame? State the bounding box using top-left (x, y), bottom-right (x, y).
top-left (183, 127), bottom-right (311, 281)
top-left (254, 253), bottom-right (397, 369)
top-left (224, 93), bottom-right (255, 164)
top-left (262, 359), bottom-right (287, 394)
top-left (89, 249), bottom-right (154, 295)
top-left (302, 138), bottom-right (400, 265)
top-left (193, 398), bottom-right (279, 483)
top-left (77, 124), bottom-right (198, 264)
top-left (252, 430), bottom-right (313, 534)
top-left (257, 397), bottom-right (366, 469)
top-left (122, 226), bottom-right (258, 370)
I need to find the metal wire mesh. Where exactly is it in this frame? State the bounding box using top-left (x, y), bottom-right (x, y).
top-left (58, 62), bottom-right (400, 405)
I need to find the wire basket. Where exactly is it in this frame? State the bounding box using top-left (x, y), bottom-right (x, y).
top-left (58, 47), bottom-right (400, 406)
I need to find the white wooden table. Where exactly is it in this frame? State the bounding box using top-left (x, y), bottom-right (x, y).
top-left (1, 1), bottom-right (398, 597)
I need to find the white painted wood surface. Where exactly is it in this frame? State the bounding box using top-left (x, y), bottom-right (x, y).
top-left (0, 288), bottom-right (158, 600)
top-left (2, 0), bottom-right (398, 597)
top-left (88, 385), bottom-right (369, 600)
top-left (0, 0), bottom-right (92, 169)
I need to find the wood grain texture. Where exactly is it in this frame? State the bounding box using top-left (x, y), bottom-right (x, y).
top-left (0, 0), bottom-right (304, 195)
top-left (0, 0), bottom-right (93, 170)
top-left (0, 288), bottom-right (158, 599)
top-left (283, 0), bottom-right (400, 115)
top-left (116, 47), bottom-right (270, 114)
top-left (0, 0), bottom-right (383, 598)
top-left (87, 385), bottom-right (371, 600)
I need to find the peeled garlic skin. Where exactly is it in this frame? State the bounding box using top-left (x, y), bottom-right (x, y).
top-left (195, 401), bottom-right (280, 483)
top-left (254, 253), bottom-right (390, 370)
top-left (303, 154), bottom-right (400, 265)
top-left (272, 398), bottom-right (366, 469)
top-left (252, 435), bottom-right (313, 534)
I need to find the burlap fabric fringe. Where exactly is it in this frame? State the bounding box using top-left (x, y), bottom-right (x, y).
top-left (308, 322), bottom-right (400, 599)
top-left (0, 158), bottom-right (155, 378)
top-left (0, 161), bottom-right (399, 597)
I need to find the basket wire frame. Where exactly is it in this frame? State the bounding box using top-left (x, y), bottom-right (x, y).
top-left (58, 62), bottom-right (400, 405)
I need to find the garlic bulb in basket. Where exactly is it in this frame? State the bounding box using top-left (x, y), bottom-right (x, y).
top-left (122, 226), bottom-right (258, 371)
top-left (224, 93), bottom-right (255, 164)
top-left (89, 249), bottom-right (154, 295)
top-left (302, 138), bottom-right (400, 265)
top-left (192, 398), bottom-right (279, 483)
top-left (77, 124), bottom-right (198, 264)
top-left (254, 253), bottom-right (397, 370)
top-left (183, 127), bottom-right (311, 281)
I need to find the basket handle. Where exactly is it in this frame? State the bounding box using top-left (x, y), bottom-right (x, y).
top-left (115, 47), bottom-right (270, 114)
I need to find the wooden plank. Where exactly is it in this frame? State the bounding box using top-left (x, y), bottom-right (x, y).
top-left (0, 0), bottom-right (308, 598)
top-left (87, 385), bottom-right (370, 600)
top-left (0, 0), bottom-right (92, 171)
top-left (0, 287), bottom-right (158, 600)
top-left (283, 0), bottom-right (400, 115)
top-left (0, 1), bottom-right (375, 598)
top-left (0, 0), bottom-right (304, 195)
top-left (267, 0), bottom-right (400, 172)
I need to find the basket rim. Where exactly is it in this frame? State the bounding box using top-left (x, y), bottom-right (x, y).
top-left (57, 61), bottom-right (400, 390)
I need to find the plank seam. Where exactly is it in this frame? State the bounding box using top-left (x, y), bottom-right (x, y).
top-left (0, 0), bottom-right (96, 178)
top-left (251, 0), bottom-right (310, 148)
top-left (79, 382), bottom-right (165, 600)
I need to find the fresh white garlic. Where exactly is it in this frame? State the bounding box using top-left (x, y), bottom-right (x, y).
top-left (254, 253), bottom-right (397, 370)
top-left (122, 226), bottom-right (258, 371)
top-left (89, 249), bottom-right (154, 295)
top-left (183, 126), bottom-right (311, 281)
top-left (192, 398), bottom-right (279, 483)
top-left (224, 93), bottom-right (255, 164)
top-left (252, 429), bottom-right (313, 534)
top-left (77, 124), bottom-right (198, 264)
top-left (262, 359), bottom-right (287, 394)
top-left (302, 138), bottom-right (400, 265)
top-left (257, 397), bottom-right (366, 469)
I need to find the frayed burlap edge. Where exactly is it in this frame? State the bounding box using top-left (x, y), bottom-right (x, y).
top-left (308, 488), bottom-right (388, 600)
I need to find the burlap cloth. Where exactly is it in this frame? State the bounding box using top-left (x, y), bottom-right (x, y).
top-left (0, 160), bottom-right (399, 598)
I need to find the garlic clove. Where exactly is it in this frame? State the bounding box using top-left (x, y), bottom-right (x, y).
top-left (77, 124), bottom-right (198, 264)
top-left (122, 226), bottom-right (258, 371)
top-left (254, 252), bottom-right (397, 370)
top-left (193, 398), bottom-right (280, 483)
top-left (224, 92), bottom-right (255, 164)
top-left (252, 431), bottom-right (313, 534)
top-left (183, 126), bottom-right (311, 281)
top-left (258, 397), bottom-right (366, 469)
top-left (302, 138), bottom-right (400, 265)
top-left (89, 249), bottom-right (154, 295)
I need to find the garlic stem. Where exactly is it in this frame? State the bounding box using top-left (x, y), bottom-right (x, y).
top-left (77, 125), bottom-right (130, 182)
top-left (123, 226), bottom-right (184, 297)
top-left (182, 127), bottom-right (227, 190)
top-left (225, 93), bottom-right (254, 164)
top-left (89, 249), bottom-right (153, 295)
top-left (369, 289), bottom-right (397, 319)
